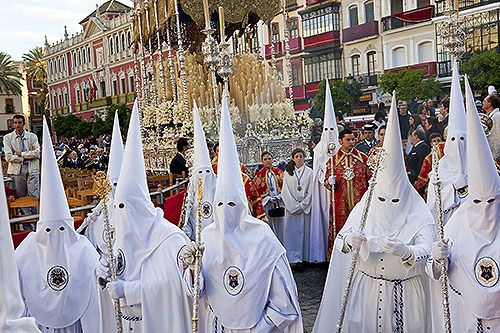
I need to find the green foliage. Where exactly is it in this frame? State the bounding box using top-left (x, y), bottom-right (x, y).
top-left (0, 52), bottom-right (21, 95)
top-left (22, 46), bottom-right (48, 111)
top-left (312, 80), bottom-right (362, 118)
top-left (379, 69), bottom-right (441, 103)
top-left (53, 103), bottom-right (131, 139)
top-left (460, 50), bottom-right (500, 94)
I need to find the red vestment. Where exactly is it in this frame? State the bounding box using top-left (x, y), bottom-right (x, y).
top-left (414, 142), bottom-right (445, 197)
top-left (324, 148), bottom-right (369, 257)
top-left (252, 167), bottom-right (284, 197)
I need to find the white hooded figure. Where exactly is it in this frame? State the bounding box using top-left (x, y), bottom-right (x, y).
top-left (0, 164), bottom-right (40, 333)
top-left (427, 61), bottom-right (468, 225)
top-left (184, 94), bottom-right (303, 332)
top-left (16, 118), bottom-right (101, 333)
top-left (313, 93), bottom-right (436, 333)
top-left (105, 99), bottom-right (191, 333)
top-left (427, 75), bottom-right (500, 332)
top-left (83, 111), bottom-right (124, 333)
top-left (182, 101), bottom-right (217, 240)
top-left (309, 79), bottom-right (339, 262)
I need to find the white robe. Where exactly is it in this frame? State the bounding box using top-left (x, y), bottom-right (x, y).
top-left (281, 165), bottom-right (313, 263)
top-left (185, 254), bottom-right (303, 332)
top-left (116, 232), bottom-right (192, 333)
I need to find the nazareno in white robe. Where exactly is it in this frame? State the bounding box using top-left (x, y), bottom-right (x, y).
top-left (184, 254), bottom-right (303, 333)
top-left (281, 165), bottom-right (313, 264)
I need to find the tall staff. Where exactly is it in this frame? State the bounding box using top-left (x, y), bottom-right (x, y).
top-left (327, 142), bottom-right (337, 241)
top-left (336, 149), bottom-right (387, 333)
top-left (94, 171), bottom-right (123, 333)
top-left (191, 175), bottom-right (204, 332)
top-left (431, 143), bottom-right (452, 333)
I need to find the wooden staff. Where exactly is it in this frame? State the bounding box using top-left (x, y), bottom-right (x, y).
top-left (93, 171), bottom-right (123, 333)
top-left (431, 143), bottom-right (452, 333)
top-left (336, 148), bottom-right (387, 333)
top-left (192, 175), bottom-right (204, 332)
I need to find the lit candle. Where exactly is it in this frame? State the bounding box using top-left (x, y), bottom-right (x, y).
top-left (203, 0), bottom-right (210, 28)
top-left (453, 0), bottom-right (459, 11)
top-left (219, 6), bottom-right (225, 41)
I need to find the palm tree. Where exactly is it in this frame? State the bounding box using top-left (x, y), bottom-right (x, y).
top-left (0, 52), bottom-right (22, 95)
top-left (23, 46), bottom-right (49, 111)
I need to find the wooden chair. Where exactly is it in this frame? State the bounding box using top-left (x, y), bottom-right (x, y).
top-left (67, 197), bottom-right (88, 219)
top-left (8, 196), bottom-right (39, 231)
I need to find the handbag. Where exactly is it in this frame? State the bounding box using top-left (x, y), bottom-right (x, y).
top-left (268, 200), bottom-right (285, 218)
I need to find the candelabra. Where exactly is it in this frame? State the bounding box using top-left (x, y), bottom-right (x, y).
top-left (217, 40), bottom-right (233, 97)
top-left (282, 0), bottom-right (294, 107)
top-left (202, 26), bottom-right (220, 109)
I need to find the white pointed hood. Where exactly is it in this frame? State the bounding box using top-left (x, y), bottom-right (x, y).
top-left (183, 101), bottom-right (217, 240)
top-left (15, 118), bottom-right (100, 329)
top-left (427, 62), bottom-right (468, 222)
top-left (0, 163), bottom-right (40, 332)
top-left (444, 75), bottom-right (500, 320)
top-left (343, 93), bottom-right (434, 241)
top-left (107, 111), bottom-right (124, 188)
top-left (201, 93), bottom-right (285, 329)
top-left (113, 99), bottom-right (176, 281)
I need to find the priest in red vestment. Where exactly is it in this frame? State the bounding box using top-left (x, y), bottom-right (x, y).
top-left (324, 128), bottom-right (369, 257)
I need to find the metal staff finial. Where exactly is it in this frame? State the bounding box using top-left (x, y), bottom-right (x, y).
top-left (327, 142), bottom-right (337, 246)
top-left (336, 147), bottom-right (386, 333)
top-left (440, 0), bottom-right (465, 61)
top-left (93, 171), bottom-right (124, 333)
top-left (431, 143), bottom-right (453, 333)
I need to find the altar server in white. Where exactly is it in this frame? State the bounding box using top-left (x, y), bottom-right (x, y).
top-left (428, 75), bottom-right (500, 332)
top-left (313, 94), bottom-right (435, 333)
top-left (105, 99), bottom-right (191, 333)
top-left (0, 162), bottom-right (40, 333)
top-left (182, 101), bottom-right (217, 240)
top-left (282, 148), bottom-right (313, 264)
top-left (16, 118), bottom-right (101, 333)
top-left (427, 61), bottom-right (468, 224)
top-left (309, 79), bottom-right (339, 262)
top-left (183, 94), bottom-right (303, 332)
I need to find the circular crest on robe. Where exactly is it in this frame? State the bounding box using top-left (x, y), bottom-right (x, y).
top-left (475, 257), bottom-right (499, 288)
top-left (101, 225), bottom-right (115, 244)
top-left (201, 201), bottom-right (213, 219)
top-left (46, 266), bottom-right (69, 291)
top-left (223, 266), bottom-right (244, 296)
top-left (116, 248), bottom-right (126, 276)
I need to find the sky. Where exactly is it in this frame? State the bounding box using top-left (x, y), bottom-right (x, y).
top-left (0, 0), bottom-right (134, 60)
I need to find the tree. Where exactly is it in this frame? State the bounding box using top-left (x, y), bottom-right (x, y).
top-left (23, 46), bottom-right (49, 111)
top-left (53, 114), bottom-right (83, 138)
top-left (460, 50), bottom-right (500, 95)
top-left (0, 52), bottom-right (21, 95)
top-left (92, 103), bottom-right (131, 137)
top-left (312, 79), bottom-right (362, 118)
top-left (379, 69), bottom-right (441, 103)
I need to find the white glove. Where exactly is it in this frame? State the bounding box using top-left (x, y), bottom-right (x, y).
top-left (107, 280), bottom-right (125, 299)
top-left (345, 231), bottom-right (366, 250)
top-left (180, 241), bottom-right (205, 270)
top-left (328, 176), bottom-right (336, 186)
top-left (432, 240), bottom-right (449, 261)
top-left (96, 258), bottom-right (110, 281)
top-left (379, 238), bottom-right (412, 259)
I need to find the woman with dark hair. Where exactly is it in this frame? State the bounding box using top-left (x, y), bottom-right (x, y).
top-left (282, 148), bottom-right (313, 268)
top-left (425, 116), bottom-right (442, 144)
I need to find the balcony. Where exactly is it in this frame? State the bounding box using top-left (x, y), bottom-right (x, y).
top-left (53, 106), bottom-right (69, 115)
top-left (435, 0), bottom-right (497, 16)
top-left (306, 0), bottom-right (327, 5)
top-left (382, 5), bottom-right (434, 32)
top-left (349, 73), bottom-right (380, 87)
top-left (303, 31), bottom-right (340, 50)
top-left (388, 61), bottom-right (437, 78)
top-left (289, 37), bottom-right (302, 54)
top-left (265, 42), bottom-right (284, 59)
top-left (75, 93), bottom-right (135, 112)
top-left (342, 21), bottom-right (379, 43)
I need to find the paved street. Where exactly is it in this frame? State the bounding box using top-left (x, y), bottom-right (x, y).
top-left (293, 264), bottom-right (329, 333)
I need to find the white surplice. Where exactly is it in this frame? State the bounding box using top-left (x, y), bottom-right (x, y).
top-left (281, 165), bottom-right (313, 263)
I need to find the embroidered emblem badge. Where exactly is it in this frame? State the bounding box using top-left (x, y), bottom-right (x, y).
top-left (343, 167), bottom-right (355, 181)
top-left (116, 249), bottom-right (126, 276)
top-left (224, 266), bottom-right (244, 296)
top-left (201, 201), bottom-right (213, 219)
top-left (102, 225), bottom-right (115, 244)
top-left (47, 266), bottom-right (68, 291)
top-left (475, 257), bottom-right (499, 287)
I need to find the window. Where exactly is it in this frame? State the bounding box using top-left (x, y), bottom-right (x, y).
top-left (82, 49), bottom-right (86, 64)
top-left (121, 34), bottom-right (125, 52)
top-left (304, 53), bottom-right (342, 83)
top-left (5, 98), bottom-right (14, 113)
top-left (391, 0), bottom-right (403, 14)
top-left (34, 103), bottom-right (42, 115)
top-left (292, 62), bottom-right (303, 86)
top-left (392, 47), bottom-right (406, 67)
top-left (129, 76), bottom-right (135, 92)
top-left (100, 81), bottom-right (106, 97)
top-left (367, 51), bottom-right (377, 75)
top-left (270, 23), bottom-right (280, 43)
top-left (288, 18), bottom-right (299, 39)
top-left (417, 0), bottom-right (430, 8)
top-left (73, 53), bottom-right (77, 67)
top-left (7, 119), bottom-right (13, 130)
top-left (115, 36), bottom-right (120, 52)
top-left (417, 41), bottom-right (433, 63)
top-left (87, 47), bottom-right (91, 63)
top-left (365, 1), bottom-right (375, 23)
top-left (127, 31), bottom-right (132, 48)
top-left (78, 50), bottom-right (81, 66)
top-left (302, 6), bottom-right (339, 38)
top-left (121, 78), bottom-right (127, 94)
top-left (76, 89), bottom-right (81, 104)
top-left (351, 55), bottom-right (360, 76)
top-left (112, 80), bottom-right (118, 96)
top-left (110, 38), bottom-right (114, 55)
top-left (349, 6), bottom-right (359, 27)
top-left (52, 96), bottom-right (56, 109)
top-left (64, 92), bottom-right (68, 106)
top-left (58, 94), bottom-right (63, 108)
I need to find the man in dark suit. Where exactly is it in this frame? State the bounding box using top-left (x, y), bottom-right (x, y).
top-left (355, 123), bottom-right (378, 155)
top-left (62, 151), bottom-right (82, 169)
top-left (407, 129), bottom-right (430, 184)
top-left (169, 137), bottom-right (190, 177)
